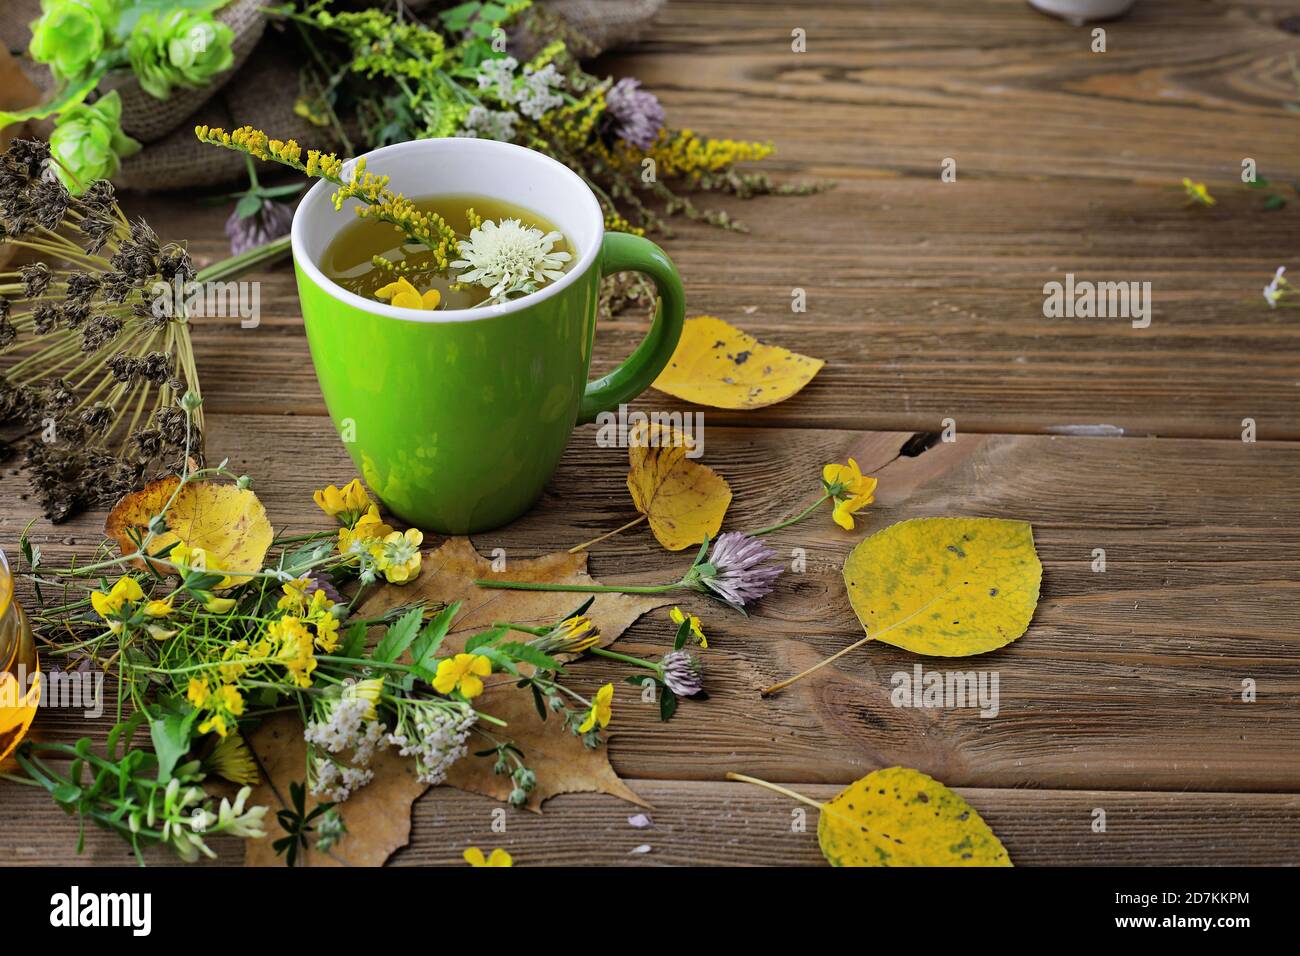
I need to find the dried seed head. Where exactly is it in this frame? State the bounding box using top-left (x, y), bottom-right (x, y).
top-left (21, 262), bottom-right (51, 298)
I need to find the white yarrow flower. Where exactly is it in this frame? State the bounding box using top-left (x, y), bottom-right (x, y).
top-left (451, 218), bottom-right (572, 303)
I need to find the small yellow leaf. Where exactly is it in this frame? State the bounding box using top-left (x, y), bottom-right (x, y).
top-left (843, 517), bottom-right (1041, 656)
top-left (106, 477), bottom-right (273, 588)
top-left (818, 767), bottom-right (1011, 866)
top-left (626, 421), bottom-right (731, 551)
top-left (652, 315), bottom-right (824, 409)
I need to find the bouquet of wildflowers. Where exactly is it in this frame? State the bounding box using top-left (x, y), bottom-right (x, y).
top-left (2, 408), bottom-right (670, 863)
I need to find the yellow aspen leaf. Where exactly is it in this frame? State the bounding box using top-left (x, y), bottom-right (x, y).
top-left (651, 315), bottom-right (824, 409)
top-left (843, 517), bottom-right (1041, 656)
top-left (728, 767), bottom-right (1011, 866)
top-left (626, 421), bottom-right (731, 551)
top-left (105, 477), bottom-right (274, 588)
top-left (819, 768), bottom-right (1011, 866)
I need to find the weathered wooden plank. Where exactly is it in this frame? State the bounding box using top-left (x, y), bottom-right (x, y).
top-left (6, 419), bottom-right (1298, 792)
top-left (3, 779), bottom-right (1296, 866)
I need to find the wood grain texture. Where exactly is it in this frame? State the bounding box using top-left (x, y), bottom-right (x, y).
top-left (3, 0), bottom-right (1299, 866)
top-left (3, 780), bottom-right (1296, 867)
top-left (8, 418), bottom-right (1299, 795)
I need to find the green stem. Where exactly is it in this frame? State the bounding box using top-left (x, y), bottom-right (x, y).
top-left (750, 492), bottom-right (831, 537)
top-left (589, 647), bottom-right (662, 673)
top-left (473, 579), bottom-right (682, 595)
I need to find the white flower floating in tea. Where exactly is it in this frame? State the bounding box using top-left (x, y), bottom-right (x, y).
top-left (451, 218), bottom-right (572, 305)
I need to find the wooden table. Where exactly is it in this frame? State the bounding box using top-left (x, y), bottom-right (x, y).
top-left (4, 0), bottom-right (1299, 866)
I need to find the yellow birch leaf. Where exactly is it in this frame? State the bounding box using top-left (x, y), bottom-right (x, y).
top-left (818, 767), bottom-right (1012, 866)
top-left (843, 517), bottom-right (1041, 656)
top-left (651, 315), bottom-right (824, 409)
top-left (105, 477), bottom-right (274, 588)
top-left (626, 421), bottom-right (731, 550)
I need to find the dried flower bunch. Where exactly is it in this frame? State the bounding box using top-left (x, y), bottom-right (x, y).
top-left (0, 138), bottom-right (202, 521)
top-left (278, 0), bottom-right (820, 237)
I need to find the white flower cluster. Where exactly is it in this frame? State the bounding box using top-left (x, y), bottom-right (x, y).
top-left (451, 218), bottom-right (572, 303)
top-left (304, 697), bottom-right (390, 802)
top-left (458, 55), bottom-right (565, 142)
top-left (387, 702), bottom-right (476, 785)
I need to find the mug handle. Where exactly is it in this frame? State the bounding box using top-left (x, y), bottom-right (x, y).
top-left (577, 231), bottom-right (686, 425)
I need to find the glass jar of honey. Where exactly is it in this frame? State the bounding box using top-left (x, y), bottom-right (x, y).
top-left (0, 548), bottom-right (40, 762)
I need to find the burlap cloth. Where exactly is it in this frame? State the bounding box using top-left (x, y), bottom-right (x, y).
top-left (0, 0), bottom-right (667, 192)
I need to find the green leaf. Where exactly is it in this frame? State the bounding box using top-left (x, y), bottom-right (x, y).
top-left (373, 605), bottom-right (424, 664)
top-left (52, 783), bottom-right (83, 804)
top-left (673, 617), bottom-right (692, 651)
top-left (465, 625), bottom-right (506, 654)
top-left (235, 193), bottom-right (263, 219)
top-left (495, 642), bottom-right (564, 673)
top-left (340, 620), bottom-right (367, 660)
top-left (148, 705), bottom-right (199, 784)
top-left (0, 69), bottom-right (103, 127)
top-left (410, 602), bottom-right (460, 671)
top-left (659, 686), bottom-right (678, 721)
top-left (530, 683), bottom-right (547, 721)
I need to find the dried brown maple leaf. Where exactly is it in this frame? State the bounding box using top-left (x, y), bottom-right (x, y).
top-left (359, 536), bottom-right (671, 655)
top-left (446, 677), bottom-right (650, 812)
top-left (244, 713), bottom-right (426, 867)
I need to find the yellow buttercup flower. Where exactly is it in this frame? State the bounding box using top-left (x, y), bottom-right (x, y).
top-left (313, 479), bottom-right (373, 526)
top-left (822, 458), bottom-right (878, 531)
top-left (376, 276), bottom-right (441, 311)
top-left (433, 653), bottom-right (492, 699)
top-left (668, 606), bottom-right (707, 648)
top-left (91, 576), bottom-right (144, 621)
top-left (1182, 177), bottom-right (1215, 207)
top-left (374, 528), bottom-right (424, 583)
top-left (206, 733), bottom-right (260, 786)
top-left (579, 682), bottom-right (614, 733)
top-left (463, 847), bottom-right (513, 867)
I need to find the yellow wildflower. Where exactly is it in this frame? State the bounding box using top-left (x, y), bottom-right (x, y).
top-left (198, 683), bottom-right (245, 737)
top-left (187, 677), bottom-right (210, 709)
top-left (314, 612), bottom-right (341, 653)
top-left (668, 607), bottom-right (707, 648)
top-left (344, 678), bottom-right (385, 721)
top-left (90, 576), bottom-right (144, 622)
top-left (375, 276), bottom-right (442, 311)
top-left (142, 598), bottom-right (173, 617)
top-left (540, 615), bottom-right (601, 654)
top-left (338, 506), bottom-right (394, 555)
top-left (433, 653), bottom-right (492, 699)
top-left (463, 847), bottom-right (513, 867)
top-left (374, 528), bottom-right (423, 583)
top-left (1182, 177), bottom-right (1215, 207)
top-left (579, 682), bottom-right (614, 733)
top-left (269, 616), bottom-right (318, 688)
top-left (205, 596), bottom-right (237, 614)
top-left (206, 733), bottom-right (259, 786)
top-left (822, 458), bottom-right (878, 531)
top-left (313, 479), bottom-right (373, 526)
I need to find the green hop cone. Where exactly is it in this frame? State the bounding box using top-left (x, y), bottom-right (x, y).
top-left (48, 90), bottom-right (141, 195)
top-left (28, 0), bottom-right (118, 83)
top-left (127, 10), bottom-right (235, 100)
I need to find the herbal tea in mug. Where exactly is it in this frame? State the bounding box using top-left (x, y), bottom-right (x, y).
top-left (0, 549), bottom-right (40, 762)
top-left (321, 195), bottom-right (574, 310)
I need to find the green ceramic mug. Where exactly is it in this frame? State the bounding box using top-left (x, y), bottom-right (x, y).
top-left (291, 138), bottom-right (685, 533)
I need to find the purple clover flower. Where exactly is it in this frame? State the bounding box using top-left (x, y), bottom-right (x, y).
top-left (605, 77), bottom-right (665, 150)
top-left (661, 650), bottom-right (704, 697)
top-left (694, 532), bottom-right (783, 607)
top-left (225, 199), bottom-right (294, 256)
